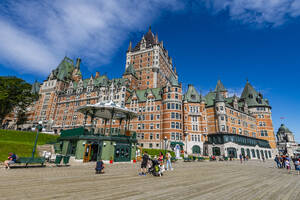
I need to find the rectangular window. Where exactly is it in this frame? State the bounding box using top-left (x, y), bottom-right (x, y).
top-left (260, 130), bottom-right (264, 136)
top-left (232, 127), bottom-right (236, 134)
top-left (150, 114), bottom-right (154, 120)
top-left (176, 133), bottom-right (179, 140)
top-left (171, 112), bottom-right (175, 119)
top-left (156, 124), bottom-right (160, 129)
top-left (171, 133), bottom-right (175, 140)
top-left (171, 122), bottom-right (175, 128)
top-left (171, 103), bottom-right (175, 109)
top-left (167, 103), bottom-right (170, 109)
top-left (150, 123), bottom-right (154, 129)
top-left (156, 133), bottom-right (160, 139)
top-left (156, 115), bottom-right (160, 120)
top-left (157, 105), bottom-right (160, 110)
top-left (150, 133), bottom-right (153, 140)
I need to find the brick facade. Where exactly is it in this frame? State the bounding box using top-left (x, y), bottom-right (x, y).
top-left (6, 27), bottom-right (277, 155)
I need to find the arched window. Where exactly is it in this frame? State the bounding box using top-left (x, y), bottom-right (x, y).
top-left (192, 145), bottom-right (201, 154)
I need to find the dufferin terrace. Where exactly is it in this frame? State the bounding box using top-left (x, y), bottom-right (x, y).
top-left (6, 27), bottom-right (276, 161)
top-left (2, 0), bottom-right (300, 198)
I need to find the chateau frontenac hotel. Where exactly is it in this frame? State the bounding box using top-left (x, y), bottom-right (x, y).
top-left (20, 28), bottom-right (277, 158)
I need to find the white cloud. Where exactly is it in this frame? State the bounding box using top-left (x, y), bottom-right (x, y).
top-left (0, 0), bottom-right (184, 75)
top-left (202, 0), bottom-right (300, 27)
top-left (1, 0), bottom-right (300, 76)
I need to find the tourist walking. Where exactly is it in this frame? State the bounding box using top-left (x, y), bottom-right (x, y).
top-left (285, 156), bottom-right (291, 173)
top-left (239, 154), bottom-right (243, 164)
top-left (139, 151), bottom-right (149, 176)
top-left (295, 159), bottom-right (300, 175)
top-left (281, 155), bottom-right (285, 168)
top-left (166, 152), bottom-right (173, 171)
top-left (274, 155), bottom-right (281, 168)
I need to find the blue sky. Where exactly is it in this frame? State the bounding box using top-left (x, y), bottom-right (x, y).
top-left (0, 0), bottom-right (299, 141)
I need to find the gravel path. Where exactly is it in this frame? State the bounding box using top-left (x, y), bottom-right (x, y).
top-left (1, 160), bottom-right (299, 200)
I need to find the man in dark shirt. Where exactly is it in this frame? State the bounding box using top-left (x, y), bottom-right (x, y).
top-left (4, 153), bottom-right (17, 169)
top-left (139, 151), bottom-right (149, 176)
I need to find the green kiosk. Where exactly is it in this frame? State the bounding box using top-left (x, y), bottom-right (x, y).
top-left (57, 101), bottom-right (138, 163)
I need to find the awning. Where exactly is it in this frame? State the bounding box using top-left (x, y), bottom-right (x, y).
top-left (170, 142), bottom-right (184, 146)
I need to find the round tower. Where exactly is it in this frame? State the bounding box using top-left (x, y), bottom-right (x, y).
top-left (215, 91), bottom-right (226, 133)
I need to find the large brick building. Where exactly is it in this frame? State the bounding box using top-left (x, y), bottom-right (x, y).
top-left (8, 27), bottom-right (277, 158)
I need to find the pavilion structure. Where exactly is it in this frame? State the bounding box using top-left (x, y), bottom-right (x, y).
top-left (57, 101), bottom-right (138, 163)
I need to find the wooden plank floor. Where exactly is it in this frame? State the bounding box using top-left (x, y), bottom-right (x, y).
top-left (1, 160), bottom-right (299, 200)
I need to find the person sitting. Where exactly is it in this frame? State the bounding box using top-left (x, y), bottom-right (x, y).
top-left (95, 160), bottom-right (105, 174)
top-left (4, 153), bottom-right (17, 169)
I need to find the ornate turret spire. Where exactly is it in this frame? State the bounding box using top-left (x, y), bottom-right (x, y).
top-left (75, 58), bottom-right (81, 69)
top-left (127, 41), bottom-right (132, 52)
top-left (155, 33), bottom-right (158, 44)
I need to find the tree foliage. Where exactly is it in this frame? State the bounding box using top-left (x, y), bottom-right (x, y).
top-left (0, 76), bottom-right (38, 125)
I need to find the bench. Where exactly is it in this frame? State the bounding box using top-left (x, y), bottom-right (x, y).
top-left (184, 157), bottom-right (192, 162)
top-left (14, 157), bottom-right (45, 167)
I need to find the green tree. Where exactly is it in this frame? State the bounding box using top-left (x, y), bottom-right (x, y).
top-left (0, 76), bottom-right (38, 125)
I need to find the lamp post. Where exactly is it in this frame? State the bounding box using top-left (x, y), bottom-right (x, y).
top-left (32, 121), bottom-right (43, 158)
top-left (164, 136), bottom-right (168, 159)
top-left (184, 132), bottom-right (188, 158)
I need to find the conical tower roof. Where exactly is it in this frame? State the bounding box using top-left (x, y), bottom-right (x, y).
top-left (241, 81), bottom-right (270, 107)
top-left (133, 26), bottom-right (157, 52)
top-left (215, 91), bottom-right (224, 102)
top-left (214, 80), bottom-right (227, 92)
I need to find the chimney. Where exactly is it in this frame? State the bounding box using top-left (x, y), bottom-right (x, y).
top-left (75, 58), bottom-right (81, 69)
top-left (95, 71), bottom-right (100, 78)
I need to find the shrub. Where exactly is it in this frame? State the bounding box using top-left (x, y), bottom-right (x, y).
top-left (142, 148), bottom-right (175, 158)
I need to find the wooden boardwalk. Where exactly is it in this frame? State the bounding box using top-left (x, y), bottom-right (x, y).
top-left (1, 160), bottom-right (300, 200)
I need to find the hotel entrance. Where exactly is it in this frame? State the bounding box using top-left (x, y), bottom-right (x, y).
top-left (227, 147), bottom-right (237, 158)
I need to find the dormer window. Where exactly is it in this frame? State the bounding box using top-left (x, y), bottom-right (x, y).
top-left (191, 94), bottom-right (196, 100)
top-left (248, 94), bottom-right (253, 98)
top-left (256, 98), bottom-right (262, 104)
top-left (87, 86), bottom-right (93, 92)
